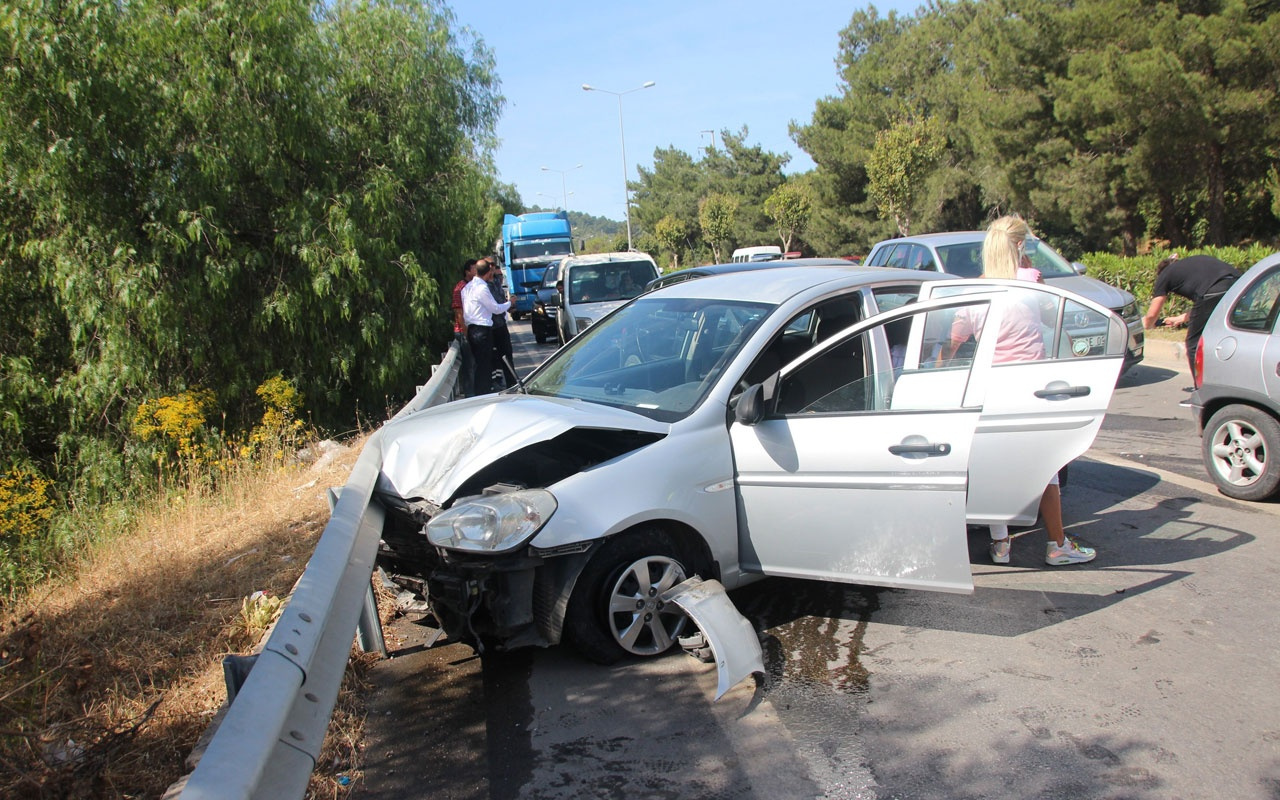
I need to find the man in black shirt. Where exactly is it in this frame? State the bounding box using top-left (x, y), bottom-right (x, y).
top-left (1142, 254), bottom-right (1240, 374)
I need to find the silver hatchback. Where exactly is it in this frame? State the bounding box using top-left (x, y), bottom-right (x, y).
top-left (1189, 252), bottom-right (1280, 501)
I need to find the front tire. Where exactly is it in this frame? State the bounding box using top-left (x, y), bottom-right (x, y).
top-left (1203, 404), bottom-right (1280, 501)
top-left (565, 530), bottom-right (691, 664)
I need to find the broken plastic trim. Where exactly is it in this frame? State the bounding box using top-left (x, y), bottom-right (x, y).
top-left (661, 577), bottom-right (763, 701)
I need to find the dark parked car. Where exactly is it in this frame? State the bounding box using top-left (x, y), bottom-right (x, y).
top-left (644, 257), bottom-right (857, 293)
top-left (530, 259), bottom-right (561, 345)
top-left (1189, 252), bottom-right (1280, 501)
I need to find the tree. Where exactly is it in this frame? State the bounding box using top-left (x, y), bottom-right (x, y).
top-left (865, 116), bottom-right (946, 236)
top-left (0, 0), bottom-right (501, 504)
top-left (654, 216), bottom-right (690, 270)
top-left (698, 194), bottom-right (739, 264)
top-left (763, 183), bottom-right (814, 251)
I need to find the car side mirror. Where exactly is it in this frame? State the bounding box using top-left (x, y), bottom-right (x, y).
top-left (735, 384), bottom-right (764, 425)
top-left (1071, 261), bottom-right (1088, 275)
top-left (736, 372), bottom-right (780, 426)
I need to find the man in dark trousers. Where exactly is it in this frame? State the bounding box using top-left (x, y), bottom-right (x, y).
top-left (1142, 253), bottom-right (1240, 375)
top-left (484, 257), bottom-right (518, 390)
top-left (451, 259), bottom-right (478, 396)
top-left (462, 260), bottom-right (511, 394)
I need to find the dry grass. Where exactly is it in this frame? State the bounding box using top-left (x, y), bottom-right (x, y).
top-left (0, 435), bottom-right (372, 799)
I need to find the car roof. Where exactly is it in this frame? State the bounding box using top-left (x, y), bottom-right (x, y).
top-left (873, 232), bottom-right (987, 248)
top-left (562, 251), bottom-right (655, 267)
top-left (645, 264), bottom-right (953, 305)
top-left (646, 257), bottom-right (856, 288)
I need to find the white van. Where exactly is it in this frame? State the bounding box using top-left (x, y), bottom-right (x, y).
top-left (556, 251), bottom-right (659, 342)
top-left (731, 245), bottom-right (782, 263)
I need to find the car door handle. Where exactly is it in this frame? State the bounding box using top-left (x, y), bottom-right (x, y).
top-left (1034, 384), bottom-right (1091, 399)
top-left (888, 442), bottom-right (952, 456)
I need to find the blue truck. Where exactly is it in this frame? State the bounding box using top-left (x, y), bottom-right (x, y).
top-left (499, 211), bottom-right (573, 319)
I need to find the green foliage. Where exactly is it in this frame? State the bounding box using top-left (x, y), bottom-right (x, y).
top-left (1081, 244), bottom-right (1274, 314)
top-left (654, 216), bottom-right (691, 271)
top-left (866, 116), bottom-right (946, 236)
top-left (0, 0), bottom-right (501, 592)
top-left (792, 0), bottom-right (1280, 254)
top-left (698, 193), bottom-right (739, 264)
top-left (632, 128), bottom-right (791, 266)
top-left (763, 182), bottom-right (814, 252)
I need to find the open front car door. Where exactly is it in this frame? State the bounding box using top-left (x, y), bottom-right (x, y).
top-left (729, 293), bottom-right (1008, 594)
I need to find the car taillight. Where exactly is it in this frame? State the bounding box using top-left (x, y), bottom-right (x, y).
top-left (1193, 340), bottom-right (1204, 388)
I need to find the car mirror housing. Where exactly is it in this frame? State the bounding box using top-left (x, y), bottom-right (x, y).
top-left (737, 378), bottom-right (773, 424)
top-left (1071, 261), bottom-right (1088, 275)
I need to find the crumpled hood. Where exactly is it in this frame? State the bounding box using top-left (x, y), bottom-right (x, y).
top-left (1044, 274), bottom-right (1133, 312)
top-left (377, 394), bottom-right (668, 504)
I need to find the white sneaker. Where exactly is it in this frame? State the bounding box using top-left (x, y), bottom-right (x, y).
top-left (1046, 537), bottom-right (1096, 565)
top-left (990, 539), bottom-right (1011, 564)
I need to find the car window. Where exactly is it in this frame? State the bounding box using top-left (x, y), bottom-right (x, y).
top-left (568, 260), bottom-right (655, 304)
top-left (927, 284), bottom-right (1121, 363)
top-left (1228, 268), bottom-right (1280, 333)
top-left (772, 299), bottom-right (989, 416)
top-left (1021, 238), bottom-right (1078, 278)
top-left (906, 245), bottom-right (939, 272)
top-left (541, 263), bottom-right (559, 287)
top-left (935, 243), bottom-right (983, 278)
top-left (865, 245), bottom-right (890, 267)
top-left (870, 286), bottom-right (922, 313)
top-left (882, 244), bottom-right (910, 269)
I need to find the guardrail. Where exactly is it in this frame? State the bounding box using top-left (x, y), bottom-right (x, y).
top-left (171, 342), bottom-right (461, 799)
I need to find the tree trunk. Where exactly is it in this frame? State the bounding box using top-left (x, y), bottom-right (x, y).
top-left (1159, 191), bottom-right (1185, 248)
top-left (1206, 140), bottom-right (1226, 246)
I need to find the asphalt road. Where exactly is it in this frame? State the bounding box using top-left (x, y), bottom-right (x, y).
top-left (357, 325), bottom-right (1280, 800)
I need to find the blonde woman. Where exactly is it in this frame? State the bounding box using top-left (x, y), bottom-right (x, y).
top-left (982, 215), bottom-right (1096, 567)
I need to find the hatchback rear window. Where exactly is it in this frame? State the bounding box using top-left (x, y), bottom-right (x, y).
top-left (1228, 268), bottom-right (1280, 333)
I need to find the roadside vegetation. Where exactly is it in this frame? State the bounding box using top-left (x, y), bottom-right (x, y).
top-left (0, 0), bottom-right (1276, 795)
top-left (0, 382), bottom-right (371, 796)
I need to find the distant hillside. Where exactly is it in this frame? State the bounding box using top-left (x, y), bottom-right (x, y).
top-left (527, 205), bottom-right (623, 243)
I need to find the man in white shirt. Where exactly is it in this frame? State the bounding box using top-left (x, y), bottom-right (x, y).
top-left (462, 260), bottom-right (512, 394)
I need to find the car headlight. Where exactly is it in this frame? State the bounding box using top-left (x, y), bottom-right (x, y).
top-left (426, 489), bottom-right (557, 552)
top-left (1119, 300), bottom-right (1139, 321)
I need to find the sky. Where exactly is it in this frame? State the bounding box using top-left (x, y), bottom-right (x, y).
top-left (447, 0), bottom-right (922, 222)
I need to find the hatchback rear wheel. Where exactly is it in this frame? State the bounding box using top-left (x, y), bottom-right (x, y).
top-left (1203, 404), bottom-right (1280, 501)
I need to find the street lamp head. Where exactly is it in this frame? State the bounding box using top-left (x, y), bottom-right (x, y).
top-left (540, 166), bottom-right (549, 171)
top-left (642, 81), bottom-right (656, 89)
top-left (581, 83), bottom-right (593, 91)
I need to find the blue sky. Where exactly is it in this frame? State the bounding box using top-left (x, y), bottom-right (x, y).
top-left (447, 1), bottom-right (922, 221)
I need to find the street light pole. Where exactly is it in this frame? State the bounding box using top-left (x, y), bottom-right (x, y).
top-left (582, 81), bottom-right (655, 251)
top-left (540, 163), bottom-right (582, 211)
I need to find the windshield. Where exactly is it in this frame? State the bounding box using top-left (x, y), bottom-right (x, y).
top-left (936, 237), bottom-right (1078, 278)
top-left (1021, 238), bottom-right (1078, 277)
top-left (511, 240), bottom-right (572, 261)
top-left (568, 261), bottom-right (656, 304)
top-left (524, 296), bottom-right (774, 421)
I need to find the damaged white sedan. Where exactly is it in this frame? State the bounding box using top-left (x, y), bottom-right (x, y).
top-left (374, 266), bottom-right (1127, 668)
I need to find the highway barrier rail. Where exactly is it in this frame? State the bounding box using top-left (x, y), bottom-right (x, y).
top-left (170, 343), bottom-right (460, 799)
